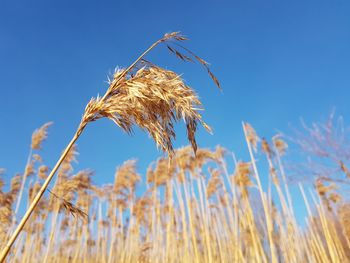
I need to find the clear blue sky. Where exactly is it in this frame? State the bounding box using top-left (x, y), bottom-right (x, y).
top-left (1, 1), bottom-right (350, 218)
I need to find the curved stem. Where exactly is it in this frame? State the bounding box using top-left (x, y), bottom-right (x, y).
top-left (0, 128), bottom-right (84, 262)
top-left (101, 38), bottom-right (163, 102)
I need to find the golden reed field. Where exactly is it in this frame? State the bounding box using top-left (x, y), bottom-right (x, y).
top-left (1, 33), bottom-right (350, 262)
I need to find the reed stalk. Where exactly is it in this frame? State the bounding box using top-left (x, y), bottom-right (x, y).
top-left (1, 31), bottom-right (218, 262)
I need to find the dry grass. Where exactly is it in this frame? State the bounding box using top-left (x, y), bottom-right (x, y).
top-left (0, 32), bottom-right (220, 261)
top-left (1, 33), bottom-right (349, 262)
top-left (79, 31), bottom-right (219, 155)
top-left (1, 121), bottom-right (350, 262)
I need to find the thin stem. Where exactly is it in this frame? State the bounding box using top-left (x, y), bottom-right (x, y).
top-left (101, 39), bottom-right (163, 102)
top-left (0, 128), bottom-right (83, 262)
top-left (15, 148), bottom-right (33, 215)
top-left (242, 122), bottom-right (277, 263)
top-left (7, 148), bottom-right (33, 244)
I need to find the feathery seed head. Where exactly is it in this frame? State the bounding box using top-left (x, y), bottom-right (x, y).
top-left (31, 122), bottom-right (53, 150)
top-left (79, 32), bottom-right (219, 155)
top-left (233, 161), bottom-right (253, 198)
top-left (261, 138), bottom-right (273, 158)
top-left (244, 123), bottom-right (259, 152)
top-left (206, 168), bottom-right (223, 198)
top-left (114, 160), bottom-right (140, 194)
top-left (38, 165), bottom-right (49, 179)
top-left (272, 134), bottom-right (288, 156)
top-left (147, 157), bottom-right (175, 186)
top-left (82, 65), bottom-right (209, 154)
top-left (10, 174), bottom-right (22, 196)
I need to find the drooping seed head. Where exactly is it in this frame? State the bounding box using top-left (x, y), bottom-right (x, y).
top-left (79, 32), bottom-right (219, 155)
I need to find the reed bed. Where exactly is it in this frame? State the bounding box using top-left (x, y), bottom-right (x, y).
top-left (1, 121), bottom-right (350, 263)
top-left (1, 32), bottom-right (349, 262)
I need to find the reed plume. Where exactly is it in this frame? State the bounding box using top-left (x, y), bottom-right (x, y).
top-left (31, 122), bottom-right (53, 150)
top-left (14, 122), bottom-right (53, 217)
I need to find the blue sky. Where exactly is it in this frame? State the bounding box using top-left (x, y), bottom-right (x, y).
top-left (1, 1), bottom-right (350, 219)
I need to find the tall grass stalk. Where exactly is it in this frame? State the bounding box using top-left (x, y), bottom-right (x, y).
top-left (0, 32), bottom-right (219, 262)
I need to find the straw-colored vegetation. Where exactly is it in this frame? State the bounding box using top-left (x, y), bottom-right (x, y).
top-left (1, 32), bottom-right (350, 262)
top-left (0, 32), bottom-right (220, 261)
top-left (1, 120), bottom-right (350, 262)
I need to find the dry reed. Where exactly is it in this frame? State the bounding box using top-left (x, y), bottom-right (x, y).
top-left (0, 31), bottom-right (218, 261)
top-left (1, 121), bottom-right (350, 262)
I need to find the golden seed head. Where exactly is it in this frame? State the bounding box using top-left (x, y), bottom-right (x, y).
top-left (114, 160), bottom-right (141, 193)
top-left (38, 165), bottom-right (49, 179)
top-left (244, 123), bottom-right (259, 152)
top-left (31, 122), bottom-right (53, 150)
top-left (261, 138), bottom-right (273, 157)
top-left (79, 32), bottom-right (219, 156)
top-left (206, 168), bottom-right (222, 198)
top-left (272, 134), bottom-right (288, 156)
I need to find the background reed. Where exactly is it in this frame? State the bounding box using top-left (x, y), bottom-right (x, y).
top-left (1, 118), bottom-right (350, 262)
top-left (1, 32), bottom-right (349, 262)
